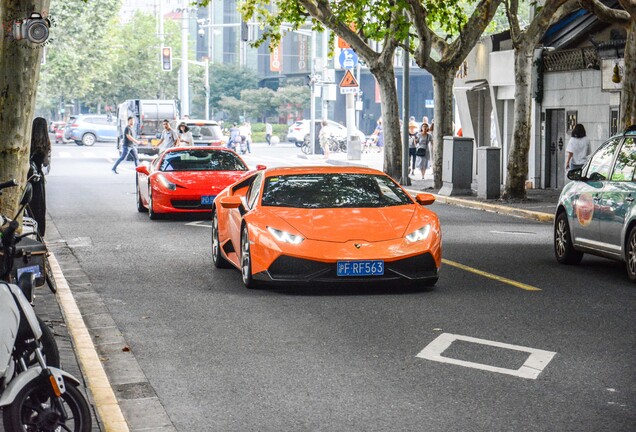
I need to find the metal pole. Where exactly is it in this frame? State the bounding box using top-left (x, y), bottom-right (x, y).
top-left (204, 61), bottom-right (210, 120)
top-left (310, 30), bottom-right (317, 155)
top-left (401, 42), bottom-right (411, 186)
top-left (180, 7), bottom-right (190, 117)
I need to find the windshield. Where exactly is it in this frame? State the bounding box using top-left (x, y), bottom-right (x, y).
top-left (160, 150), bottom-right (248, 172)
top-left (190, 124), bottom-right (223, 140)
top-left (261, 173), bottom-right (412, 208)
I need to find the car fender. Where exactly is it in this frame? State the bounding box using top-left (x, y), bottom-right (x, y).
top-left (0, 366), bottom-right (82, 407)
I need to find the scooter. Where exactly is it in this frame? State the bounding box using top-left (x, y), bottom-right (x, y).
top-left (0, 180), bottom-right (91, 431)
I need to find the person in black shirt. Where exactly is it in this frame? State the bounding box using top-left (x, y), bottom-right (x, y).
top-left (29, 117), bottom-right (51, 236)
top-left (112, 116), bottom-right (142, 174)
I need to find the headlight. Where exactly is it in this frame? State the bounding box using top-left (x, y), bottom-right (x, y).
top-left (267, 227), bottom-right (304, 245)
top-left (157, 174), bottom-right (176, 191)
top-left (405, 225), bottom-right (431, 243)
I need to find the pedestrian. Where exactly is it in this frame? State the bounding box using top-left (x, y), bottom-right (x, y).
top-left (156, 119), bottom-right (179, 153)
top-left (565, 123), bottom-right (591, 171)
top-left (372, 118), bottom-right (384, 152)
top-left (177, 122), bottom-right (193, 146)
top-left (319, 119), bottom-right (331, 159)
top-left (265, 121), bottom-right (273, 146)
top-left (408, 117), bottom-right (418, 174)
top-left (29, 117), bottom-right (51, 237)
top-left (239, 121), bottom-right (252, 153)
top-left (415, 122), bottom-right (432, 179)
top-left (112, 116), bottom-right (142, 174)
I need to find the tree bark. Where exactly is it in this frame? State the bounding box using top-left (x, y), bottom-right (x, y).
top-left (622, 18), bottom-right (636, 127)
top-left (504, 40), bottom-right (534, 199)
top-left (0, 0), bottom-right (49, 218)
top-left (431, 68), bottom-right (456, 189)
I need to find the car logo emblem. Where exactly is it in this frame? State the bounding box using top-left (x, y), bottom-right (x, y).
top-left (354, 243), bottom-right (361, 249)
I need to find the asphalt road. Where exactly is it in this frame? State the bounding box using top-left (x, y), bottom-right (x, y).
top-left (42, 141), bottom-right (635, 431)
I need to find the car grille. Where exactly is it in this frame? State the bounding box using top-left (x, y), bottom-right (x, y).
top-left (266, 253), bottom-right (437, 282)
top-left (170, 199), bottom-right (212, 210)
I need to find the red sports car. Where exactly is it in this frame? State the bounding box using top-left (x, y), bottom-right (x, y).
top-left (135, 146), bottom-right (262, 219)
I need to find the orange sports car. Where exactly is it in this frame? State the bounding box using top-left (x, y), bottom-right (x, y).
top-left (211, 166), bottom-right (442, 288)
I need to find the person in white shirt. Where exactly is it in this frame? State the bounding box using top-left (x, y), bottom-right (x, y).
top-left (565, 124), bottom-right (591, 171)
top-left (177, 122), bottom-right (194, 146)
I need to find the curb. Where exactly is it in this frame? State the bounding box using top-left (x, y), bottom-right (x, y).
top-left (49, 253), bottom-right (130, 432)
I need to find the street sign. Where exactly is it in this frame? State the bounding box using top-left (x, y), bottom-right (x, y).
top-left (338, 48), bottom-right (358, 69)
top-left (339, 69), bottom-right (359, 88)
top-left (340, 87), bottom-right (359, 94)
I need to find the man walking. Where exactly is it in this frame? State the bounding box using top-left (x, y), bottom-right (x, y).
top-left (265, 121), bottom-right (273, 146)
top-left (156, 119), bottom-right (179, 153)
top-left (112, 116), bottom-right (142, 174)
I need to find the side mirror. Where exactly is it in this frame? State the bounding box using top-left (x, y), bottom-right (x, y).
top-left (219, 195), bottom-right (242, 209)
top-left (256, 164), bottom-right (267, 171)
top-left (136, 165), bottom-right (150, 175)
top-left (415, 193), bottom-right (436, 206)
top-left (567, 168), bottom-right (583, 181)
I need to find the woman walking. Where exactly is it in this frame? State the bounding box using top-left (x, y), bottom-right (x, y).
top-left (565, 124), bottom-right (591, 171)
top-left (415, 123), bottom-right (432, 179)
top-left (29, 117), bottom-right (51, 237)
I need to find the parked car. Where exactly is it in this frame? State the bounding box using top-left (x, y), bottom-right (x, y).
top-left (286, 119), bottom-right (366, 147)
top-left (135, 146), bottom-right (262, 220)
top-left (212, 165), bottom-right (441, 289)
top-left (67, 114), bottom-right (117, 146)
top-left (554, 126), bottom-right (636, 282)
top-left (171, 119), bottom-right (227, 147)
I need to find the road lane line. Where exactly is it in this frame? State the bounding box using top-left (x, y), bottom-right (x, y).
top-left (442, 258), bottom-right (541, 291)
top-left (48, 253), bottom-right (130, 431)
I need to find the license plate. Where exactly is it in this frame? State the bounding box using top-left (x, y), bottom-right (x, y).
top-left (337, 260), bottom-right (384, 277)
top-left (17, 264), bottom-right (42, 279)
top-left (201, 195), bottom-right (216, 205)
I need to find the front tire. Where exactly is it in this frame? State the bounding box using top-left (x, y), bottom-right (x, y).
top-left (37, 316), bottom-right (61, 368)
top-left (3, 378), bottom-right (91, 432)
top-left (212, 209), bottom-right (231, 268)
top-left (240, 225), bottom-right (258, 289)
top-left (136, 177), bottom-right (147, 213)
top-left (626, 226), bottom-right (636, 283)
top-left (148, 187), bottom-right (160, 220)
top-left (81, 133), bottom-right (96, 146)
top-left (554, 211), bottom-right (583, 265)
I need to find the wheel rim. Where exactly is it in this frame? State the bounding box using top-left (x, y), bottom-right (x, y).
top-left (148, 188), bottom-right (154, 215)
top-left (555, 218), bottom-right (567, 258)
top-left (83, 134), bottom-right (95, 145)
top-left (241, 229), bottom-right (250, 284)
top-left (628, 232), bottom-right (636, 276)
top-left (212, 213), bottom-right (220, 260)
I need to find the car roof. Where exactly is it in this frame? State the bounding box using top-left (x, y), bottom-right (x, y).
top-left (176, 119), bottom-right (219, 125)
top-left (261, 165), bottom-right (387, 178)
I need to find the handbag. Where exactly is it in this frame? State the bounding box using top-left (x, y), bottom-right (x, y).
top-left (416, 147), bottom-right (427, 157)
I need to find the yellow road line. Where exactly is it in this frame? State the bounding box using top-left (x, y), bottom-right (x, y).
top-left (442, 258), bottom-right (542, 291)
top-left (48, 254), bottom-right (130, 432)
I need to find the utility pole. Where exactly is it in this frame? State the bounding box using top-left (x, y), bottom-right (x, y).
top-left (180, 7), bottom-right (190, 117)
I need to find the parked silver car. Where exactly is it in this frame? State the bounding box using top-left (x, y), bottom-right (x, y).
top-left (286, 119), bottom-right (366, 147)
top-left (554, 126), bottom-right (636, 281)
top-left (68, 114), bottom-right (117, 146)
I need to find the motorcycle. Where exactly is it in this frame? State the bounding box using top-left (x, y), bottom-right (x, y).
top-left (0, 180), bottom-right (92, 431)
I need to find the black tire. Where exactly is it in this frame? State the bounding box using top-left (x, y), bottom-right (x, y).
top-left (37, 316), bottom-right (61, 368)
top-left (240, 225), bottom-right (258, 289)
top-left (3, 378), bottom-right (91, 432)
top-left (148, 187), bottom-right (160, 220)
top-left (74, 140), bottom-right (83, 146)
top-left (136, 177), bottom-right (147, 213)
top-left (81, 132), bottom-right (96, 146)
top-left (554, 211), bottom-right (583, 265)
top-left (212, 209), bottom-right (231, 269)
top-left (626, 226), bottom-right (636, 283)
top-left (294, 140), bottom-right (302, 148)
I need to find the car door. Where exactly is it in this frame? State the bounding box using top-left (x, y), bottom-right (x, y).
top-left (570, 139), bottom-right (621, 248)
top-left (597, 137), bottom-right (636, 257)
top-left (229, 173), bottom-right (262, 257)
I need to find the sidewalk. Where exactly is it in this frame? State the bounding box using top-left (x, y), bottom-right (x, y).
top-left (301, 150), bottom-right (559, 223)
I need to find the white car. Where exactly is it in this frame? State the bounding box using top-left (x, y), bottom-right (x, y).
top-left (286, 119), bottom-right (366, 147)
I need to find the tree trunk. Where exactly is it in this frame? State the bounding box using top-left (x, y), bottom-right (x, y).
top-left (0, 0), bottom-right (49, 218)
top-left (622, 19), bottom-right (636, 128)
top-left (373, 62), bottom-right (402, 180)
top-left (431, 68), bottom-right (455, 189)
top-left (504, 40), bottom-right (534, 199)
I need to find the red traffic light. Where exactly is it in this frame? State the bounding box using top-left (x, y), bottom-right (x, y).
top-left (161, 47), bottom-right (172, 71)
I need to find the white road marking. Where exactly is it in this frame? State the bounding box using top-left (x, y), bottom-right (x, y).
top-left (58, 152), bottom-right (72, 158)
top-left (489, 230), bottom-right (536, 236)
top-left (416, 333), bottom-right (556, 380)
top-left (185, 221), bottom-right (212, 228)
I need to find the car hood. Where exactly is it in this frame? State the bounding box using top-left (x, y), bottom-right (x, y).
top-left (262, 205), bottom-right (418, 242)
top-left (158, 171), bottom-right (248, 194)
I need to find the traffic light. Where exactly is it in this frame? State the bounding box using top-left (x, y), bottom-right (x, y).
top-left (161, 47), bottom-right (172, 71)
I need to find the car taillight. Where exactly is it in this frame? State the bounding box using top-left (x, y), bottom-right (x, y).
top-left (71, 123), bottom-right (78, 127)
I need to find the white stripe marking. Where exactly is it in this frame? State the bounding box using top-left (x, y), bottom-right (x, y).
top-left (416, 333), bottom-right (556, 379)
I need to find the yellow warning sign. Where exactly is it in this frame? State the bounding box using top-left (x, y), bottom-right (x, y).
top-left (339, 69), bottom-right (359, 88)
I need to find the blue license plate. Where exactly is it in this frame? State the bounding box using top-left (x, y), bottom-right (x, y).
top-left (337, 260), bottom-right (384, 277)
top-left (201, 195), bottom-right (216, 205)
top-left (17, 265), bottom-right (42, 279)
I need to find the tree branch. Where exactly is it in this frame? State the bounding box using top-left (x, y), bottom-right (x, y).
top-left (445, 0), bottom-right (503, 64)
top-left (579, 0), bottom-right (631, 24)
